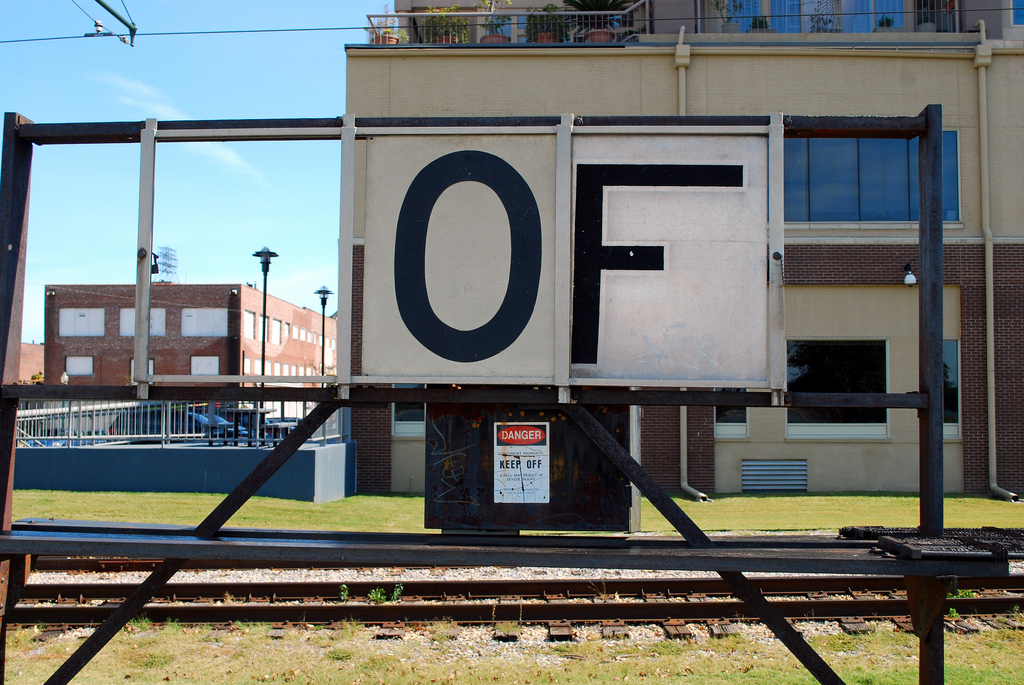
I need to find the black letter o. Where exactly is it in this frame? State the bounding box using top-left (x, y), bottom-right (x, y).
top-left (394, 151), bottom-right (542, 363)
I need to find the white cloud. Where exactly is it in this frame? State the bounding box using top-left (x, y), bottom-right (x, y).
top-left (98, 74), bottom-right (267, 185)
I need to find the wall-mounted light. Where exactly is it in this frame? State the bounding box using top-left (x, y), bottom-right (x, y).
top-left (45, 289), bottom-right (55, 296)
top-left (151, 253), bottom-right (160, 275)
top-left (230, 288), bottom-right (239, 295)
top-left (60, 372), bottom-right (69, 385)
top-left (904, 263), bottom-right (917, 288)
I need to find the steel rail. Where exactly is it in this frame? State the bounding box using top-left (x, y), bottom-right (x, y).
top-left (10, 591), bottom-right (1022, 627)
top-left (17, 575), bottom-right (1024, 601)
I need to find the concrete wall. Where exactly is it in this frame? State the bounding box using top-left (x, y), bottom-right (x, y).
top-left (14, 442), bottom-right (356, 503)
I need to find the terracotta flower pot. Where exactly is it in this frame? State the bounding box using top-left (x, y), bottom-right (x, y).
top-left (481, 33), bottom-right (512, 44)
top-left (371, 34), bottom-right (399, 45)
top-left (586, 28), bottom-right (615, 43)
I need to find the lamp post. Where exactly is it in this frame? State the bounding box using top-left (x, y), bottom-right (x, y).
top-left (252, 247), bottom-right (277, 444)
top-left (314, 285), bottom-right (333, 380)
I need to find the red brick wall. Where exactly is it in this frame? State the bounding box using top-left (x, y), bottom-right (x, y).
top-left (18, 343), bottom-right (43, 382)
top-left (349, 243), bottom-right (393, 492)
top-left (640, 407), bottom-right (681, 492)
top-left (686, 406), bottom-right (715, 493)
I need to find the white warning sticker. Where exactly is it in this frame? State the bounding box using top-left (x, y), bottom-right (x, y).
top-left (493, 422), bottom-right (550, 504)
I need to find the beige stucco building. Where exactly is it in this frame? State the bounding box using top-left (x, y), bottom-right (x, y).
top-left (345, 1), bottom-right (1024, 499)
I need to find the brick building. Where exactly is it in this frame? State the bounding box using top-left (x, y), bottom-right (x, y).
top-left (343, 1), bottom-right (1024, 498)
top-left (44, 283), bottom-right (337, 387)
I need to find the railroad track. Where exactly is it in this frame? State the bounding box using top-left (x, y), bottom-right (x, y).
top-left (12, 573), bottom-right (1024, 628)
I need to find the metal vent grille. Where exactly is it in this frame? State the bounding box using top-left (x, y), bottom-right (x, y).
top-left (741, 460), bottom-right (808, 492)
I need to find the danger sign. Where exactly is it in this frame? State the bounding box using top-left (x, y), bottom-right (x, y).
top-left (494, 422), bottom-right (550, 504)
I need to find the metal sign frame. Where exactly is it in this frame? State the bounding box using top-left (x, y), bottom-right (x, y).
top-left (0, 107), bottom-right (984, 685)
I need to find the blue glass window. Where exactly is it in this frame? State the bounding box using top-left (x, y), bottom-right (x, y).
top-left (784, 131), bottom-right (959, 222)
top-left (1015, 0), bottom-right (1024, 25)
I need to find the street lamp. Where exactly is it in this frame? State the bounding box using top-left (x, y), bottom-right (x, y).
top-left (252, 247), bottom-right (278, 380)
top-left (314, 285), bottom-right (333, 379)
top-left (252, 247), bottom-right (277, 444)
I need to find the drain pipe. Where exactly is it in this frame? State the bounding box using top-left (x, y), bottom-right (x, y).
top-left (975, 21), bottom-right (1019, 501)
top-left (679, 406), bottom-right (709, 501)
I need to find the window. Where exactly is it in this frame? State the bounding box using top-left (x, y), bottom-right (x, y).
top-left (298, 366), bottom-right (305, 376)
top-left (1016, 0), bottom-right (1024, 25)
top-left (59, 309), bottom-right (104, 336)
top-left (301, 327), bottom-right (307, 342)
top-left (944, 340), bottom-right (960, 439)
top-left (291, 364), bottom-right (297, 375)
top-left (244, 311), bottom-right (256, 339)
top-left (190, 356), bottom-right (220, 375)
top-left (274, 362), bottom-right (281, 376)
top-left (243, 357), bottom-right (251, 374)
top-left (65, 356), bottom-right (93, 375)
top-left (714, 389), bottom-right (748, 439)
top-left (181, 308), bottom-right (228, 337)
top-left (129, 358), bottom-right (155, 378)
top-left (787, 340), bottom-right (888, 438)
top-left (271, 319), bottom-right (282, 345)
top-left (284, 322), bottom-right (290, 340)
top-left (292, 324), bottom-right (299, 340)
top-left (785, 132), bottom-right (959, 222)
top-left (393, 384), bottom-right (425, 436)
top-left (119, 308), bottom-right (166, 336)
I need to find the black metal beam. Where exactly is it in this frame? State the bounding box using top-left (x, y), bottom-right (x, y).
top-left (41, 403), bottom-right (339, 685)
top-left (563, 406), bottom-right (846, 685)
top-left (784, 114), bottom-right (927, 139)
top-left (0, 383), bottom-right (931, 409)
top-left (917, 103), bottom-right (946, 685)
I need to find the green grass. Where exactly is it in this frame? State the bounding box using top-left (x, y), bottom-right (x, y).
top-left (13, 489), bottom-right (1023, 534)
top-left (6, 622), bottom-right (1024, 684)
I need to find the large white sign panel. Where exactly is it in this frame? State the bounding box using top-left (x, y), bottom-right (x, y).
top-left (570, 136), bottom-right (768, 383)
top-left (361, 130), bottom-right (773, 387)
top-left (362, 135), bottom-right (558, 380)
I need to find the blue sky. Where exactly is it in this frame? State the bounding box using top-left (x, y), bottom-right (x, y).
top-left (3, 1), bottom-right (380, 343)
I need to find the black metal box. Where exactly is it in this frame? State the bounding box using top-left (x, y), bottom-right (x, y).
top-left (424, 405), bottom-right (631, 531)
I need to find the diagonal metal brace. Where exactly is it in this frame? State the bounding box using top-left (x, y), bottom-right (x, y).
top-left (43, 402), bottom-right (342, 685)
top-left (564, 405), bottom-right (846, 685)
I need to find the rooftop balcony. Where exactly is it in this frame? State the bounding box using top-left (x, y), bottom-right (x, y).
top-left (365, 1), bottom-right (989, 46)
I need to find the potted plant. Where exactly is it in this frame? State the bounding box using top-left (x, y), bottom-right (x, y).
top-left (747, 15), bottom-right (774, 33)
top-left (562, 0), bottom-right (632, 43)
top-left (711, 0), bottom-right (744, 34)
top-left (916, 10), bottom-right (936, 32)
top-left (367, 5), bottom-right (409, 44)
top-left (422, 6), bottom-right (470, 44)
top-left (478, 0), bottom-right (513, 43)
top-left (809, 6), bottom-right (834, 33)
top-left (525, 4), bottom-right (568, 43)
top-left (873, 15), bottom-right (902, 32)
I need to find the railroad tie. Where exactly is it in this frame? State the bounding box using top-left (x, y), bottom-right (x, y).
top-left (838, 617), bottom-right (871, 634)
top-left (375, 621), bottom-right (406, 639)
top-left (601, 620), bottom-right (628, 639)
top-left (548, 620), bottom-right (574, 641)
top-left (662, 619), bottom-right (694, 641)
top-left (493, 622), bottom-right (520, 642)
top-left (707, 619), bottom-right (740, 638)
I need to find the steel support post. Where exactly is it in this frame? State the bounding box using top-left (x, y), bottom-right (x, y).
top-left (564, 405), bottom-right (846, 685)
top-left (0, 111), bottom-right (33, 685)
top-left (42, 402), bottom-right (340, 685)
top-left (916, 104), bottom-right (945, 685)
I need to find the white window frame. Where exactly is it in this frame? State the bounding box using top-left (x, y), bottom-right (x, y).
top-left (59, 308), bottom-right (104, 337)
top-left (944, 339), bottom-right (961, 440)
top-left (181, 308), bottom-right (228, 337)
top-left (65, 356), bottom-right (93, 376)
top-left (271, 319), bottom-right (282, 345)
top-left (119, 308), bottom-right (166, 336)
top-left (392, 383), bottom-right (426, 437)
top-left (190, 356), bottom-right (220, 375)
top-left (130, 358), bottom-right (155, 377)
top-left (785, 339), bottom-right (889, 440)
top-left (243, 311), bottom-right (256, 339)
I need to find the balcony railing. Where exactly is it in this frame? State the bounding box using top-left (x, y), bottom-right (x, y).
top-left (365, 1), bottom-right (967, 45)
top-left (365, 1), bottom-right (654, 45)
